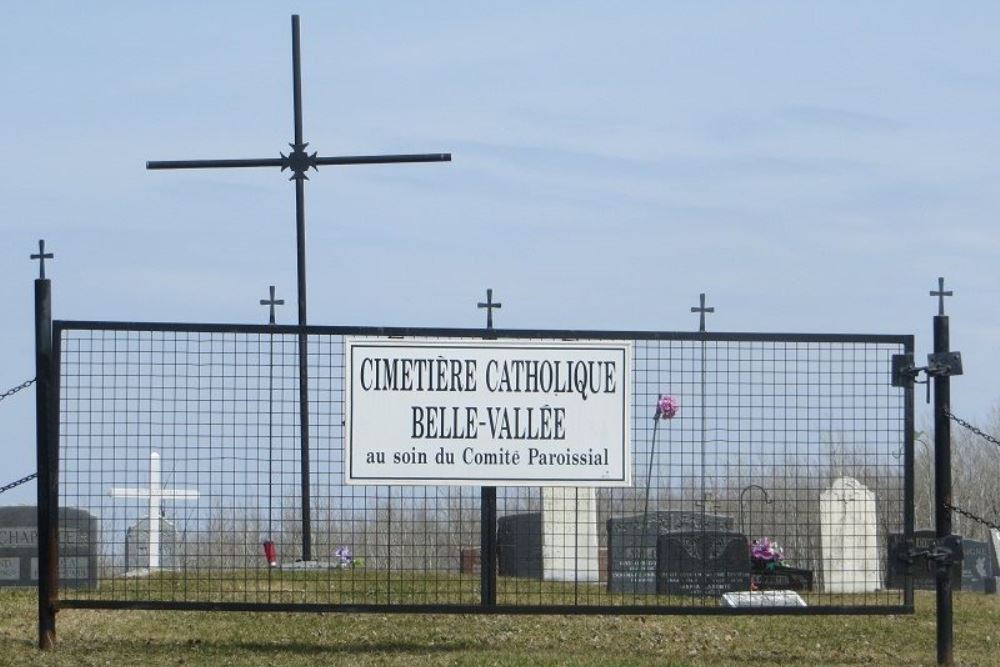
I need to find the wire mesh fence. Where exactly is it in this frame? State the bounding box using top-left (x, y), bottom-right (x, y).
top-left (52, 322), bottom-right (912, 613)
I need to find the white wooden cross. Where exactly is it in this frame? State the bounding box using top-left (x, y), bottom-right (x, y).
top-left (108, 451), bottom-right (199, 569)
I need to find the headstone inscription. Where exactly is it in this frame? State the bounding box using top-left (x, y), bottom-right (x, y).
top-left (655, 531), bottom-right (750, 597)
top-left (541, 487), bottom-right (600, 582)
top-left (961, 539), bottom-right (996, 593)
top-left (722, 590), bottom-right (807, 608)
top-left (751, 564), bottom-right (814, 592)
top-left (606, 511), bottom-right (736, 594)
top-left (0, 506), bottom-right (98, 589)
top-left (820, 476), bottom-right (880, 593)
top-left (886, 530), bottom-right (961, 591)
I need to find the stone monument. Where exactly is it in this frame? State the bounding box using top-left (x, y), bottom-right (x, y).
top-left (0, 506), bottom-right (98, 589)
top-left (820, 476), bottom-right (880, 593)
top-left (541, 487), bottom-right (600, 582)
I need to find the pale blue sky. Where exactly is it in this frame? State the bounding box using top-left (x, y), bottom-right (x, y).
top-left (3, 2), bottom-right (1000, 502)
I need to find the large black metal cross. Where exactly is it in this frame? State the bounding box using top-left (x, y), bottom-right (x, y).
top-left (477, 288), bottom-right (502, 330)
top-left (146, 15), bottom-right (451, 561)
top-left (930, 276), bottom-right (953, 317)
top-left (691, 292), bottom-right (714, 333)
top-left (30, 240), bottom-right (54, 280)
top-left (260, 285), bottom-right (285, 325)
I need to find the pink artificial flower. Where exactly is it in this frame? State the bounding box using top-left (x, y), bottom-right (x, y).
top-left (657, 395), bottom-right (679, 419)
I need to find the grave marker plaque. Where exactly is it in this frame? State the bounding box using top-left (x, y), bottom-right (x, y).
top-left (607, 511), bottom-right (735, 594)
top-left (0, 506), bottom-right (98, 589)
top-left (497, 513), bottom-right (542, 579)
top-left (656, 531), bottom-right (750, 597)
top-left (961, 538), bottom-right (995, 593)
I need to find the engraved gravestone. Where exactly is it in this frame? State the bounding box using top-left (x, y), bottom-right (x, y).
top-left (656, 531), bottom-right (750, 597)
top-left (607, 510), bottom-right (735, 594)
top-left (0, 506), bottom-right (98, 589)
top-left (961, 538), bottom-right (995, 593)
top-left (820, 476), bottom-right (880, 593)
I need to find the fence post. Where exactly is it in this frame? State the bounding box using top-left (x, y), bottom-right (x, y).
top-left (35, 275), bottom-right (57, 649)
top-left (933, 301), bottom-right (954, 666)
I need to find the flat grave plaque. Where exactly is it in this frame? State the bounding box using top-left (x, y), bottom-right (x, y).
top-left (607, 511), bottom-right (735, 594)
top-left (722, 590), bottom-right (807, 608)
top-left (961, 538), bottom-right (995, 593)
top-left (656, 531), bottom-right (750, 598)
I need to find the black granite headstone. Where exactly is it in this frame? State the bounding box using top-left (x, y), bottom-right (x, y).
top-left (886, 530), bottom-right (961, 591)
top-left (961, 539), bottom-right (995, 593)
top-left (656, 531), bottom-right (751, 597)
top-left (0, 506), bottom-right (98, 589)
top-left (607, 511), bottom-right (736, 594)
top-left (497, 512), bottom-right (542, 579)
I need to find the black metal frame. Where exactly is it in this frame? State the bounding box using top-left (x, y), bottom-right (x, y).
top-left (40, 318), bottom-right (915, 624)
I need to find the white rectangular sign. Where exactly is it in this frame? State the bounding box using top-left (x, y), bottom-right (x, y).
top-left (345, 338), bottom-right (631, 486)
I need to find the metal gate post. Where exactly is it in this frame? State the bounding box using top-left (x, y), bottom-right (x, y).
top-left (933, 301), bottom-right (954, 666)
top-left (35, 274), bottom-right (57, 649)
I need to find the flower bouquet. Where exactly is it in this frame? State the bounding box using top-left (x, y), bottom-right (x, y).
top-left (750, 537), bottom-right (786, 572)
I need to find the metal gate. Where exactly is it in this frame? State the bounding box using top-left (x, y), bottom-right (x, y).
top-left (43, 320), bottom-right (913, 616)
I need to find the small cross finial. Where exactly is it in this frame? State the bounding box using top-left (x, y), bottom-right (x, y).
top-left (260, 285), bottom-right (285, 325)
top-left (930, 277), bottom-right (953, 316)
top-left (477, 288), bottom-right (502, 330)
top-left (30, 239), bottom-right (54, 279)
top-left (691, 292), bottom-right (714, 332)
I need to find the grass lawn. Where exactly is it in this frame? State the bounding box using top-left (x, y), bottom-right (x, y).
top-left (1, 588), bottom-right (998, 666)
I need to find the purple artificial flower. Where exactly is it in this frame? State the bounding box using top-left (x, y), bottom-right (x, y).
top-left (657, 395), bottom-right (679, 420)
top-left (751, 537), bottom-right (784, 563)
top-left (335, 546), bottom-right (353, 567)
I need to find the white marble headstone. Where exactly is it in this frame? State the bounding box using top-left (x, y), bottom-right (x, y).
top-left (820, 476), bottom-right (880, 593)
top-left (542, 487), bottom-right (599, 582)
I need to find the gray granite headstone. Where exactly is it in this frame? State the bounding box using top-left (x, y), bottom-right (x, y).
top-left (961, 539), bottom-right (995, 593)
top-left (0, 506), bottom-right (98, 589)
top-left (656, 531), bottom-right (751, 597)
top-left (125, 517), bottom-right (180, 571)
top-left (607, 511), bottom-right (735, 594)
top-left (497, 512), bottom-right (542, 579)
top-left (886, 530), bottom-right (961, 591)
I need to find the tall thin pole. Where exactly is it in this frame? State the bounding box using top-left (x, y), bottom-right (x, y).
top-left (33, 242), bottom-right (56, 649)
top-left (146, 15), bottom-right (452, 561)
top-left (478, 289), bottom-right (500, 605)
top-left (691, 293), bottom-right (713, 513)
top-left (290, 15), bottom-right (313, 562)
top-left (933, 307), bottom-right (954, 666)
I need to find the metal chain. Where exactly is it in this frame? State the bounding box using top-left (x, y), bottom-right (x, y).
top-left (0, 472), bottom-right (37, 495)
top-left (945, 501), bottom-right (1000, 533)
top-left (0, 377), bottom-right (36, 402)
top-left (945, 410), bottom-right (1000, 449)
top-left (0, 378), bottom-right (39, 494)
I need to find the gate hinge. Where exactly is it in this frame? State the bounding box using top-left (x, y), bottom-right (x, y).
top-left (926, 351), bottom-right (963, 378)
top-left (899, 535), bottom-right (964, 575)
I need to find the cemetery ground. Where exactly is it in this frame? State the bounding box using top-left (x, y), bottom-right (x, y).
top-left (1, 588), bottom-right (998, 666)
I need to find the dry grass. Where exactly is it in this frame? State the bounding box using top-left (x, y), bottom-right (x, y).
top-left (2, 587), bottom-right (999, 666)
